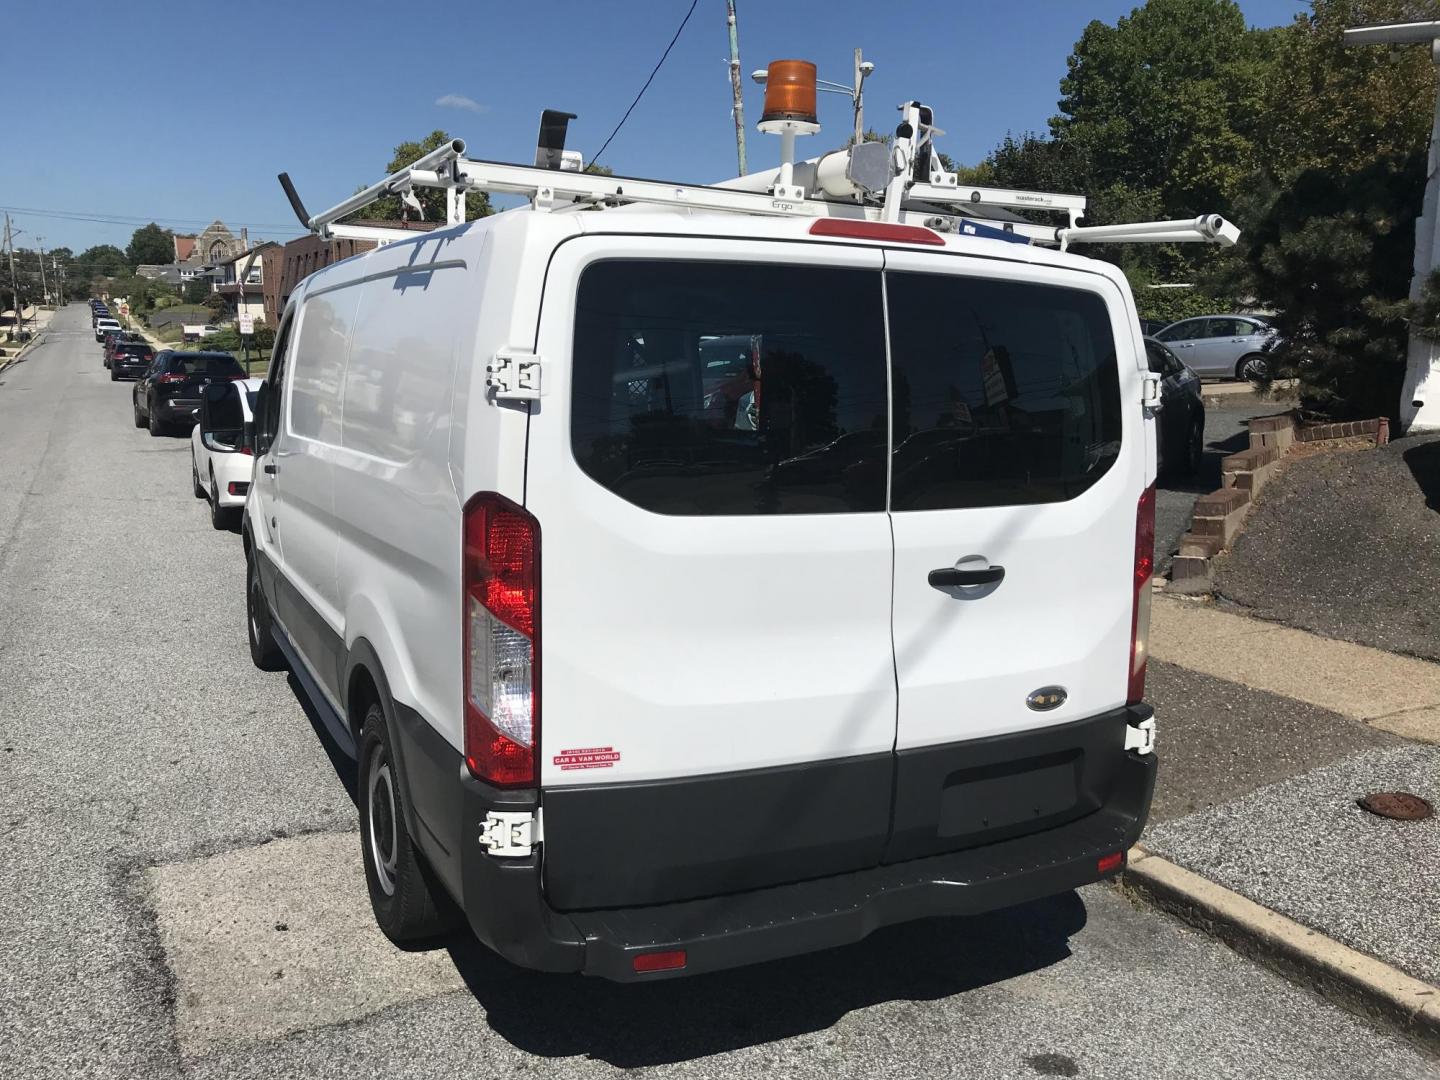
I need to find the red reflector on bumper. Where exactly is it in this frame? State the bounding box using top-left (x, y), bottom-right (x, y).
top-left (1097, 851), bottom-right (1125, 875)
top-left (632, 950), bottom-right (686, 973)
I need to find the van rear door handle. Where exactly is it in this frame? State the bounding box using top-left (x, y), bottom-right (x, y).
top-left (263, 463), bottom-right (277, 474)
top-left (929, 565), bottom-right (1005, 587)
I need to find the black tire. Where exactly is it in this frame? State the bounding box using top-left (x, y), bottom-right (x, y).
top-left (192, 456), bottom-right (206, 499)
top-left (148, 401), bottom-right (164, 437)
top-left (133, 397), bottom-right (146, 428)
top-left (358, 702), bottom-right (455, 943)
top-left (246, 555), bottom-right (286, 672)
top-left (1181, 416), bottom-right (1205, 479)
top-left (1236, 354), bottom-right (1268, 382)
top-left (109, 365), bottom-right (119, 382)
top-left (209, 469), bottom-right (237, 530)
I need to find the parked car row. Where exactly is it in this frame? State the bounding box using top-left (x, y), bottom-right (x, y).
top-left (95, 299), bottom-right (255, 531)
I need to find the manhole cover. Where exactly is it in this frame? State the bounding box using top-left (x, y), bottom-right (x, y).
top-left (1357, 792), bottom-right (1433, 821)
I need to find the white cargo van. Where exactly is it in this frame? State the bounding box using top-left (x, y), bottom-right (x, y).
top-left (246, 102), bottom-right (1230, 979)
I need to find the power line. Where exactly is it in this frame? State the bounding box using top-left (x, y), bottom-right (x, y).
top-left (590, 0), bottom-right (701, 168)
top-left (0, 204), bottom-right (305, 235)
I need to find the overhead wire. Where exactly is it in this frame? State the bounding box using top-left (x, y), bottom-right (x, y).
top-left (589, 0), bottom-right (701, 168)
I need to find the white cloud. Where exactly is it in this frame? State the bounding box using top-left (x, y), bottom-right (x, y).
top-left (435, 94), bottom-right (489, 114)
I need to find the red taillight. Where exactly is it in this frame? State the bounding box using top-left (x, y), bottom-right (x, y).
top-left (809, 219), bottom-right (945, 246)
top-left (463, 493), bottom-right (539, 787)
top-left (1129, 485), bottom-right (1156, 705)
top-left (157, 373), bottom-right (186, 384)
top-left (227, 481), bottom-right (248, 496)
top-left (632, 950), bottom-right (687, 973)
top-left (1097, 851), bottom-right (1125, 875)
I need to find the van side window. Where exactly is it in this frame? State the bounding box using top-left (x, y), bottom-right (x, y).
top-left (289, 292), bottom-right (349, 445)
top-left (571, 261), bottom-right (889, 515)
top-left (886, 273), bottom-right (1121, 510)
top-left (263, 311), bottom-right (295, 449)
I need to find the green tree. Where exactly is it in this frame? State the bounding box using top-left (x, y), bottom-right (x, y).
top-left (1229, 155), bottom-right (1423, 420)
top-left (1052, 0), bottom-right (1278, 218)
top-left (75, 244), bottom-right (128, 280)
top-left (1258, 0), bottom-right (1439, 176)
top-left (1221, 0), bottom-right (1440, 420)
top-left (182, 278), bottom-right (211, 305)
top-left (349, 130), bottom-right (493, 224)
top-left (126, 223), bottom-right (174, 268)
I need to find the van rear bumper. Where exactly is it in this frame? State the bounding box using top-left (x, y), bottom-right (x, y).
top-left (454, 710), bottom-right (1156, 981)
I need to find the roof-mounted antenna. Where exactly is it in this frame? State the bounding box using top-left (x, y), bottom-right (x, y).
top-left (535, 110), bottom-right (583, 172)
top-left (277, 173), bottom-right (310, 229)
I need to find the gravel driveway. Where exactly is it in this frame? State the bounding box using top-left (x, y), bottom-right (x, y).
top-left (1215, 434), bottom-right (1440, 660)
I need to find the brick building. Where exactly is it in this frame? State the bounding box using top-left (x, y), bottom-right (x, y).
top-left (271, 220), bottom-right (438, 325)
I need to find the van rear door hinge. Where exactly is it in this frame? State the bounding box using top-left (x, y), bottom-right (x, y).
top-left (487, 350), bottom-right (543, 401)
top-left (1124, 716), bottom-right (1156, 756)
top-left (1141, 370), bottom-right (1162, 410)
top-left (479, 810), bottom-right (537, 857)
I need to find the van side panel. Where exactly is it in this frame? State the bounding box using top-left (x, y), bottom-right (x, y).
top-left (276, 286), bottom-right (360, 699)
top-left (331, 233), bottom-right (480, 865)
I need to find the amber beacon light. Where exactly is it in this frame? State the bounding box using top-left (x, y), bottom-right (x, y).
top-left (760, 60), bottom-right (819, 126)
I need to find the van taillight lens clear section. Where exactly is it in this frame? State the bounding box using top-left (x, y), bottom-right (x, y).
top-left (463, 493), bottom-right (539, 786)
top-left (1129, 485), bottom-right (1156, 705)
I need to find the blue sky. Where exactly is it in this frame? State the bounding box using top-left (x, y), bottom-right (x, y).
top-left (5, 0), bottom-right (1309, 254)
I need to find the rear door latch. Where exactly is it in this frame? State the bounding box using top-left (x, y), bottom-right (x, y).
top-left (479, 811), bottom-right (536, 857)
top-left (487, 350), bottom-right (542, 401)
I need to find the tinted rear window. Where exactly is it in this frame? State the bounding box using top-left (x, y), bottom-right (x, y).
top-left (117, 344), bottom-right (151, 356)
top-left (571, 261), bottom-right (888, 515)
top-left (168, 353), bottom-right (243, 377)
top-left (886, 272), bottom-right (1120, 510)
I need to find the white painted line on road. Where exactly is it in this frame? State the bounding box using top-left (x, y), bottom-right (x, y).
top-left (147, 832), bottom-right (465, 1058)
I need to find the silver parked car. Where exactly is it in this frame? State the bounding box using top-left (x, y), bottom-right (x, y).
top-left (1153, 315), bottom-right (1277, 381)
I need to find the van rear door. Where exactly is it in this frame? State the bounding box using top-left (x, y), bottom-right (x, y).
top-left (525, 238), bottom-right (897, 910)
top-left (880, 254), bottom-right (1144, 862)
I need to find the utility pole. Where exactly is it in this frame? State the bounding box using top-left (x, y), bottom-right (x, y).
top-left (853, 48), bottom-right (865, 146)
top-left (36, 236), bottom-right (49, 307)
top-left (726, 0), bottom-right (747, 175)
top-left (3, 214), bottom-right (21, 337)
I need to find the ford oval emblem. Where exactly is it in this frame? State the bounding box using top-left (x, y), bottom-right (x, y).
top-left (1026, 686), bottom-right (1068, 712)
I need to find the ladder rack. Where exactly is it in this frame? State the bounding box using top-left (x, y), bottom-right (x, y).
top-left (280, 103), bottom-right (1239, 253)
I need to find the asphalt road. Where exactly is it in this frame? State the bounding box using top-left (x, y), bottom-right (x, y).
top-left (1, 306), bottom-right (1436, 1080)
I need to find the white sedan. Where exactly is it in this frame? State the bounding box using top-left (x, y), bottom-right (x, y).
top-left (191, 377), bottom-right (262, 530)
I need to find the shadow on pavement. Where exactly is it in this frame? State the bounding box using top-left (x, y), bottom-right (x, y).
top-left (445, 891), bottom-right (1087, 1067)
top-left (1403, 437), bottom-right (1440, 511)
top-left (286, 671), bottom-right (358, 803)
top-left (1158, 426), bottom-right (1250, 497)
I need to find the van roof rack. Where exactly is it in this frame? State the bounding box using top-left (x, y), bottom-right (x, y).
top-left (279, 99), bottom-right (1238, 253)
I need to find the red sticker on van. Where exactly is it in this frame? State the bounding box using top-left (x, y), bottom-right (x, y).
top-left (553, 747), bottom-right (621, 771)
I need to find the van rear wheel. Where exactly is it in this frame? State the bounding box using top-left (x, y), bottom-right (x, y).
top-left (246, 556), bottom-right (286, 672)
top-left (358, 703), bottom-right (455, 943)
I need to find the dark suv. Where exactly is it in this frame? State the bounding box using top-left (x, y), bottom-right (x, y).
top-left (109, 341), bottom-right (156, 381)
top-left (133, 351), bottom-right (246, 436)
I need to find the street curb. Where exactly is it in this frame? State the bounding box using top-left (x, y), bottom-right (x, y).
top-left (1122, 846), bottom-right (1440, 1053)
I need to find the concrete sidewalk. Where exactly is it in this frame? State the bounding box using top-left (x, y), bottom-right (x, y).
top-left (1152, 593), bottom-right (1440, 743)
top-left (1141, 592), bottom-right (1440, 1043)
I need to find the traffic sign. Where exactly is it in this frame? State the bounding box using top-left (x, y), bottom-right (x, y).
top-left (238, 313), bottom-right (255, 335)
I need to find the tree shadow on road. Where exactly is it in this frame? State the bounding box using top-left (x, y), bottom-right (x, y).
top-left (1402, 437), bottom-right (1440, 512)
top-left (444, 890), bottom-right (1088, 1068)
